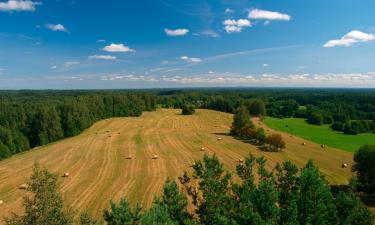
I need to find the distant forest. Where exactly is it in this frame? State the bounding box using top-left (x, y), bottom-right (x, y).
top-left (0, 91), bottom-right (156, 160)
top-left (1, 88), bottom-right (375, 160)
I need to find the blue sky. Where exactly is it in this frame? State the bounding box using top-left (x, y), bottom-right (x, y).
top-left (0, 0), bottom-right (375, 89)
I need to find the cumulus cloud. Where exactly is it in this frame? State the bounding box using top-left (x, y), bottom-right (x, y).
top-left (103, 43), bottom-right (135, 53)
top-left (64, 61), bottom-right (79, 68)
top-left (323, 30), bottom-right (375, 48)
top-left (223, 19), bottom-right (251, 33)
top-left (164, 28), bottom-right (189, 36)
top-left (101, 74), bottom-right (158, 82)
top-left (46, 24), bottom-right (68, 32)
top-left (180, 56), bottom-right (202, 63)
top-left (248, 9), bottom-right (291, 21)
top-left (51, 65), bottom-right (57, 70)
top-left (0, 0), bottom-right (41, 12)
top-left (89, 55), bottom-right (116, 60)
top-left (263, 63), bottom-right (270, 67)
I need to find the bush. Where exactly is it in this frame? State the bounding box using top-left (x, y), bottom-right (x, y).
top-left (307, 111), bottom-right (324, 125)
top-left (267, 133), bottom-right (286, 151)
top-left (181, 105), bottom-right (195, 115)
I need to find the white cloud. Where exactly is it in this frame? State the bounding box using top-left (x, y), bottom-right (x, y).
top-left (194, 30), bottom-right (219, 38)
top-left (51, 65), bottom-right (57, 70)
top-left (224, 8), bottom-right (234, 14)
top-left (164, 28), bottom-right (189, 36)
top-left (248, 9), bottom-right (291, 21)
top-left (97, 39), bottom-right (106, 43)
top-left (0, 0), bottom-right (41, 12)
top-left (223, 19), bottom-right (251, 33)
top-left (64, 61), bottom-right (79, 68)
top-left (160, 72), bottom-right (375, 87)
top-left (180, 56), bottom-right (202, 63)
top-left (263, 63), bottom-right (270, 67)
top-left (103, 43), bottom-right (135, 53)
top-left (89, 55), bottom-right (116, 60)
top-left (324, 30), bottom-right (375, 48)
top-left (46, 24), bottom-right (68, 32)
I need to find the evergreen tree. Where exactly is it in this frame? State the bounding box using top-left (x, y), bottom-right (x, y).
top-left (79, 212), bottom-right (102, 225)
top-left (352, 145), bottom-right (375, 194)
top-left (334, 191), bottom-right (373, 225)
top-left (298, 160), bottom-right (337, 225)
top-left (275, 161), bottom-right (299, 225)
top-left (5, 163), bottom-right (73, 225)
top-left (103, 199), bottom-right (141, 225)
top-left (179, 154), bottom-right (236, 225)
top-left (140, 204), bottom-right (178, 225)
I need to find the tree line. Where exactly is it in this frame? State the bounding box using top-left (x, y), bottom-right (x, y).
top-left (0, 91), bottom-right (156, 161)
top-left (5, 145), bottom-right (375, 225)
top-left (156, 88), bottom-right (375, 135)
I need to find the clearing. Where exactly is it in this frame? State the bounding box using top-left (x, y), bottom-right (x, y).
top-left (0, 109), bottom-right (353, 220)
top-left (264, 117), bottom-right (375, 152)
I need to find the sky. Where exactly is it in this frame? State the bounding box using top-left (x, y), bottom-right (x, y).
top-left (0, 0), bottom-right (375, 89)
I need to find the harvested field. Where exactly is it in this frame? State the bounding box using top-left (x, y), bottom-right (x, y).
top-left (0, 109), bottom-right (353, 220)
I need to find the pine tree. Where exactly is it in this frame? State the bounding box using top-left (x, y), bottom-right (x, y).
top-left (275, 161), bottom-right (299, 225)
top-left (103, 199), bottom-right (141, 225)
top-left (334, 191), bottom-right (372, 225)
top-left (298, 160), bottom-right (337, 225)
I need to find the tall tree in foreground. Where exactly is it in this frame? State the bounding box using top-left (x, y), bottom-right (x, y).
top-left (5, 163), bottom-right (73, 225)
top-left (298, 160), bottom-right (337, 225)
top-left (352, 145), bottom-right (375, 194)
top-left (103, 199), bottom-right (141, 225)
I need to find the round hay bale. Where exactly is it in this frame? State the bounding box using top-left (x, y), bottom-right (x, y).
top-left (302, 142), bottom-right (306, 146)
top-left (238, 158), bottom-right (244, 163)
top-left (190, 162), bottom-right (196, 167)
top-left (152, 155), bottom-right (158, 159)
top-left (126, 155), bottom-right (132, 159)
top-left (217, 137), bottom-right (222, 141)
top-left (321, 144), bottom-right (325, 148)
top-left (63, 173), bottom-right (70, 178)
top-left (200, 147), bottom-right (205, 151)
top-left (0, 200), bottom-right (3, 205)
top-left (19, 184), bottom-right (28, 190)
top-left (342, 163), bottom-right (348, 168)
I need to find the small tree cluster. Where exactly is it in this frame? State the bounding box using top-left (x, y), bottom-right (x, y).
top-left (231, 106), bottom-right (286, 151)
top-left (181, 105), bottom-right (195, 115)
top-left (352, 145), bottom-right (375, 194)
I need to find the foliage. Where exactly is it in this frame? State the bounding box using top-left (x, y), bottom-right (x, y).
top-left (5, 163), bottom-right (73, 225)
top-left (352, 145), bottom-right (375, 194)
top-left (0, 91), bottom-right (156, 161)
top-left (181, 105), bottom-right (195, 115)
top-left (267, 133), bottom-right (286, 152)
top-left (230, 106), bottom-right (254, 136)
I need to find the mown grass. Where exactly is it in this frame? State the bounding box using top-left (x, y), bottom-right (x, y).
top-left (264, 117), bottom-right (375, 152)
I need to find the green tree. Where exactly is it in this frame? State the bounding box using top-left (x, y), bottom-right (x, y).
top-left (103, 199), bottom-right (141, 225)
top-left (158, 180), bottom-right (195, 225)
top-left (352, 145), bottom-right (375, 194)
top-left (334, 191), bottom-right (372, 225)
top-left (179, 154), bottom-right (236, 225)
top-left (140, 204), bottom-right (178, 225)
top-left (275, 161), bottom-right (299, 225)
top-left (181, 104), bottom-right (195, 115)
top-left (5, 163), bottom-right (73, 225)
top-left (251, 157), bottom-right (278, 225)
top-left (298, 160), bottom-right (337, 225)
top-left (256, 128), bottom-right (267, 145)
top-left (231, 106), bottom-right (254, 136)
top-left (79, 212), bottom-right (102, 225)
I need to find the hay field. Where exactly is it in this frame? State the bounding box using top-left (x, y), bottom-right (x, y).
top-left (0, 109), bottom-right (353, 220)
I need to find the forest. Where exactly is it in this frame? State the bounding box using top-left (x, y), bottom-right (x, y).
top-left (0, 91), bottom-right (156, 160)
top-left (1, 88), bottom-right (375, 161)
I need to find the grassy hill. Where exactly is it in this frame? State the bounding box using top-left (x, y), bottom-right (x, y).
top-left (264, 117), bottom-right (375, 152)
top-left (0, 109), bottom-right (353, 220)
